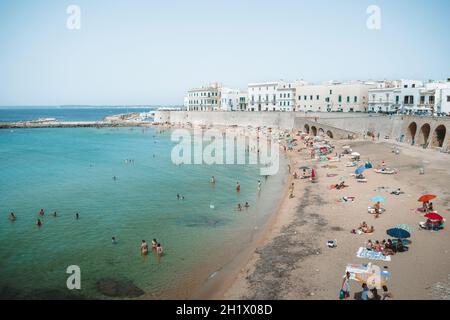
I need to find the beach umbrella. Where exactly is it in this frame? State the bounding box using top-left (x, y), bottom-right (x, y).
top-left (351, 152), bottom-right (360, 156)
top-left (370, 196), bottom-right (385, 202)
top-left (386, 225), bottom-right (411, 239)
top-left (424, 212), bottom-right (443, 221)
top-left (342, 146), bottom-right (351, 149)
top-left (355, 166), bottom-right (366, 175)
top-left (299, 166), bottom-right (310, 170)
top-left (418, 194), bottom-right (437, 202)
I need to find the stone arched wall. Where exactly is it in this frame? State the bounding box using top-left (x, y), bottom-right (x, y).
top-left (417, 123), bottom-right (431, 146)
top-left (431, 125), bottom-right (446, 148)
top-left (406, 122), bottom-right (417, 145)
top-left (327, 130), bottom-right (334, 139)
top-left (311, 126), bottom-right (317, 136)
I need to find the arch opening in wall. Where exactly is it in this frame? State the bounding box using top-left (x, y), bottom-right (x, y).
top-left (304, 124), bottom-right (310, 134)
top-left (431, 125), bottom-right (446, 148)
top-left (417, 123), bottom-right (431, 146)
top-left (311, 126), bottom-right (317, 136)
top-left (407, 122), bottom-right (417, 145)
top-left (326, 130), bottom-right (334, 139)
top-left (318, 128), bottom-right (325, 135)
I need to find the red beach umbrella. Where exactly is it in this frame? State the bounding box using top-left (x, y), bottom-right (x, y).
top-left (418, 194), bottom-right (437, 202)
top-left (424, 212), bottom-right (443, 221)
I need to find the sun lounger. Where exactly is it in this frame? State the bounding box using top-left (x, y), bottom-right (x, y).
top-left (374, 169), bottom-right (397, 174)
top-left (356, 178), bottom-right (368, 183)
top-left (346, 162), bottom-right (357, 167)
top-left (419, 221), bottom-right (445, 231)
top-left (356, 247), bottom-right (391, 262)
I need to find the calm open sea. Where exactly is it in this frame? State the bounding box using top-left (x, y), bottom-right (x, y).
top-left (0, 107), bottom-right (153, 123)
top-left (0, 112), bottom-right (286, 299)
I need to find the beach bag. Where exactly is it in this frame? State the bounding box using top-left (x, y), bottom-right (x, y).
top-left (339, 289), bottom-right (345, 300)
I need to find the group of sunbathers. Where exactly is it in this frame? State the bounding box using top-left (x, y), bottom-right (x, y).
top-left (331, 181), bottom-right (347, 190)
top-left (366, 239), bottom-right (399, 256)
top-left (351, 221), bottom-right (374, 234)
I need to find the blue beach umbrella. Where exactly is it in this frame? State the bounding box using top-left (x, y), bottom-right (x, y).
top-left (386, 226), bottom-right (411, 239)
top-left (355, 166), bottom-right (366, 175)
top-left (370, 196), bottom-right (385, 202)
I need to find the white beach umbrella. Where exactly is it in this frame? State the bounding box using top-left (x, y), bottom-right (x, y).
top-left (351, 152), bottom-right (360, 157)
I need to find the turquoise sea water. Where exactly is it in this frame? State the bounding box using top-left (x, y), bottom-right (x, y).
top-left (0, 107), bottom-right (153, 122)
top-left (0, 127), bottom-right (286, 299)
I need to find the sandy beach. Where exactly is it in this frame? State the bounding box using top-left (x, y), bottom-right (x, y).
top-left (222, 134), bottom-right (450, 300)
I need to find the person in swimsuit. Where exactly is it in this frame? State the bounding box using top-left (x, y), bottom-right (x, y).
top-left (141, 240), bottom-right (149, 255)
top-left (237, 203), bottom-right (242, 211)
top-left (341, 271), bottom-right (351, 299)
top-left (52, 211), bottom-right (57, 217)
top-left (156, 243), bottom-right (163, 256)
top-left (112, 237), bottom-right (117, 244)
top-left (244, 202), bottom-right (250, 208)
top-left (9, 212), bottom-right (16, 221)
top-left (211, 176), bottom-right (216, 184)
top-left (152, 239), bottom-right (158, 250)
top-left (236, 182), bottom-right (241, 192)
top-left (39, 209), bottom-right (45, 216)
top-left (75, 213), bottom-right (79, 219)
top-left (36, 219), bottom-right (42, 227)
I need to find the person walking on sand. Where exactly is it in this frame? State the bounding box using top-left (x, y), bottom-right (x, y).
top-left (340, 272), bottom-right (351, 299)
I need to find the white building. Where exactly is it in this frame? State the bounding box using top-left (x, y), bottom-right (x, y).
top-left (247, 82), bottom-right (278, 111)
top-left (277, 82), bottom-right (296, 112)
top-left (186, 83), bottom-right (222, 111)
top-left (220, 88), bottom-right (247, 111)
top-left (295, 81), bottom-right (375, 113)
top-left (368, 79), bottom-right (450, 115)
top-left (368, 80), bottom-right (402, 113)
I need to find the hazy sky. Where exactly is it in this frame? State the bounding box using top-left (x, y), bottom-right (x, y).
top-left (0, 0), bottom-right (449, 106)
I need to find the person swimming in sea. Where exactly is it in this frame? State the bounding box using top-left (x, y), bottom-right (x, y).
top-left (52, 211), bottom-right (57, 217)
top-left (156, 243), bottom-right (163, 256)
top-left (113, 176), bottom-right (118, 181)
top-left (9, 212), bottom-right (16, 221)
top-left (152, 239), bottom-right (158, 250)
top-left (236, 182), bottom-right (241, 192)
top-left (237, 203), bottom-right (242, 211)
top-left (141, 240), bottom-right (149, 255)
top-left (36, 219), bottom-right (42, 227)
top-left (75, 212), bottom-right (79, 220)
top-left (112, 236), bottom-right (117, 244)
top-left (39, 209), bottom-right (45, 216)
top-left (211, 176), bottom-right (216, 184)
top-left (244, 202), bottom-right (250, 208)
top-left (177, 194), bottom-right (180, 200)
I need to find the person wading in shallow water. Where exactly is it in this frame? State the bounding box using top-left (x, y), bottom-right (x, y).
top-left (236, 182), bottom-right (241, 192)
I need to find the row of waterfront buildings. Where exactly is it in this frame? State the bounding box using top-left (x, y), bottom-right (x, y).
top-left (184, 79), bottom-right (450, 115)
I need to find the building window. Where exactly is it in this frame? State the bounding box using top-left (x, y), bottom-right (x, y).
top-left (330, 90), bottom-right (332, 94)
top-left (447, 96), bottom-right (450, 102)
top-left (346, 96), bottom-right (350, 103)
top-left (429, 96), bottom-right (435, 104)
top-left (298, 96), bottom-right (301, 101)
top-left (420, 96), bottom-right (425, 104)
top-left (354, 96), bottom-right (357, 103)
top-left (316, 95), bottom-right (319, 100)
top-left (338, 95), bottom-right (342, 103)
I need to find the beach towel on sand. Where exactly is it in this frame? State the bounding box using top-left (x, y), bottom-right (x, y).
top-left (356, 247), bottom-right (391, 262)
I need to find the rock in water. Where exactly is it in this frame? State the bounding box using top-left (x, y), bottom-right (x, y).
top-left (96, 278), bottom-right (144, 298)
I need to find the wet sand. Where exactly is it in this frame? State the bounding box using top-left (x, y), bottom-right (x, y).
top-left (222, 136), bottom-right (450, 300)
